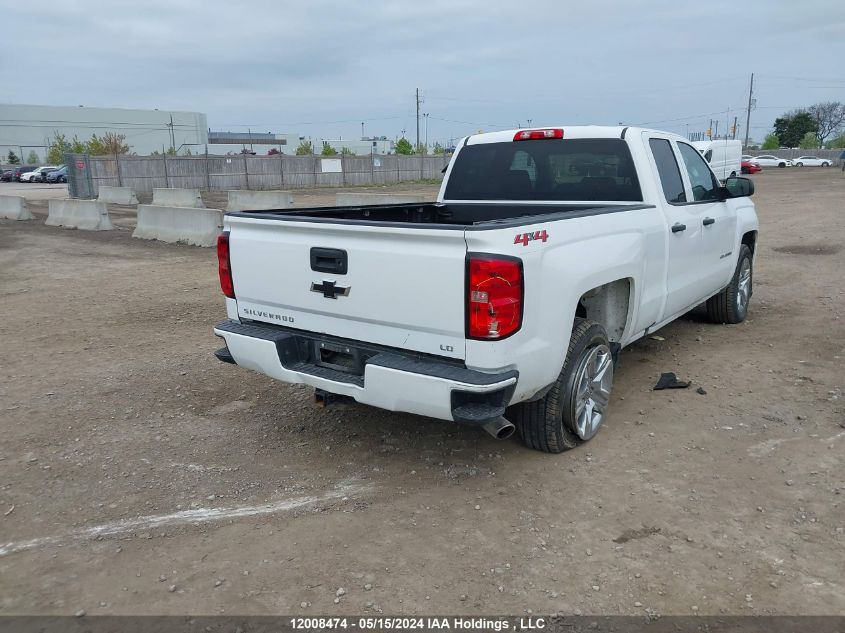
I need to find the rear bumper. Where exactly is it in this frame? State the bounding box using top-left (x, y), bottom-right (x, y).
top-left (213, 319), bottom-right (518, 424)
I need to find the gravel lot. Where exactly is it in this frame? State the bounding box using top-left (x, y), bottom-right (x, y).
top-left (0, 170), bottom-right (843, 616)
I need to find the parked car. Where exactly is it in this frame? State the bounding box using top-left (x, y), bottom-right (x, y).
top-left (12, 165), bottom-right (38, 181)
top-left (793, 156), bottom-right (831, 167)
top-left (741, 160), bottom-right (761, 174)
top-left (1, 169), bottom-right (13, 182)
top-left (213, 125), bottom-right (758, 453)
top-left (46, 165), bottom-right (68, 183)
top-left (19, 166), bottom-right (59, 182)
top-left (741, 154), bottom-right (754, 161)
top-left (692, 139), bottom-right (742, 180)
top-left (751, 155), bottom-right (792, 168)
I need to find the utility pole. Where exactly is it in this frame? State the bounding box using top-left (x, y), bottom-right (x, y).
top-left (714, 120), bottom-right (719, 139)
top-left (743, 73), bottom-right (754, 148)
top-left (361, 122), bottom-right (365, 140)
top-left (423, 113), bottom-right (429, 153)
top-left (732, 116), bottom-right (738, 140)
top-left (416, 88), bottom-right (422, 179)
top-left (167, 114), bottom-right (176, 152)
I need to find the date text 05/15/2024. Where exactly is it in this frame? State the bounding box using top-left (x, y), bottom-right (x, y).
top-left (289, 617), bottom-right (546, 631)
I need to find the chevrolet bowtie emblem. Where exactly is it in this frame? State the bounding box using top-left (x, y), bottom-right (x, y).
top-left (310, 280), bottom-right (350, 299)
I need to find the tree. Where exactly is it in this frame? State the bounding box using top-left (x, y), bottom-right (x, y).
top-left (320, 142), bottom-right (338, 156)
top-left (26, 150), bottom-right (39, 164)
top-left (798, 132), bottom-right (819, 149)
top-left (47, 133), bottom-right (72, 164)
top-left (85, 132), bottom-right (130, 156)
top-left (773, 111), bottom-right (817, 148)
top-left (807, 101), bottom-right (845, 147)
top-left (69, 136), bottom-right (86, 154)
top-left (7, 150), bottom-right (20, 165)
top-left (761, 133), bottom-right (780, 150)
top-left (432, 142), bottom-right (444, 155)
top-left (295, 140), bottom-right (313, 155)
top-left (394, 137), bottom-right (413, 155)
top-left (830, 133), bottom-right (845, 149)
top-left (340, 147), bottom-right (355, 155)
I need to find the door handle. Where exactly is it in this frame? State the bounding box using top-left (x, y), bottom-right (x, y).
top-left (703, 217), bottom-right (715, 226)
top-left (671, 223), bottom-right (686, 233)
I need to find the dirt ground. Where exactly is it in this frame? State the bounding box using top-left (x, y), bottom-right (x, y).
top-left (0, 170), bottom-right (842, 616)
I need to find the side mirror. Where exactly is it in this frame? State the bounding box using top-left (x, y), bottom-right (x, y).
top-left (722, 176), bottom-right (754, 198)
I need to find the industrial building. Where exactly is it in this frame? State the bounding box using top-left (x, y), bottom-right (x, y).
top-left (0, 103), bottom-right (208, 163)
top-left (207, 130), bottom-right (302, 155)
top-left (207, 131), bottom-right (394, 156)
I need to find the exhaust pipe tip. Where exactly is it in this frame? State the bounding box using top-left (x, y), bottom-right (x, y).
top-left (481, 416), bottom-right (516, 440)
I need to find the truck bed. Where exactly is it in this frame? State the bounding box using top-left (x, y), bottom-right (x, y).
top-left (227, 202), bottom-right (654, 228)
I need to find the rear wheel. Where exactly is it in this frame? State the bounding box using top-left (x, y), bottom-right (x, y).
top-left (796, 162), bottom-right (803, 167)
top-left (822, 162), bottom-right (830, 167)
top-left (706, 244), bottom-right (753, 324)
top-left (511, 319), bottom-right (613, 453)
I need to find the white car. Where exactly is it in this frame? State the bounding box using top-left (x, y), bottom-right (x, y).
top-left (19, 166), bottom-right (59, 182)
top-left (793, 156), bottom-right (831, 167)
top-left (213, 126), bottom-right (758, 453)
top-left (751, 155), bottom-right (792, 168)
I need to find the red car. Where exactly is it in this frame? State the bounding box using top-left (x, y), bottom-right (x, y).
top-left (741, 160), bottom-right (761, 174)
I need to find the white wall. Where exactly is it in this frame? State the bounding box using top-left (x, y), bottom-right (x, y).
top-left (0, 103), bottom-right (208, 163)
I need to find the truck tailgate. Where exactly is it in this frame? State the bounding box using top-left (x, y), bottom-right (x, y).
top-left (227, 217), bottom-right (468, 360)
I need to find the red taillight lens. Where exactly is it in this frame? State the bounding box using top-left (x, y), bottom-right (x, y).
top-left (513, 128), bottom-right (563, 141)
top-left (467, 255), bottom-right (523, 340)
top-left (217, 231), bottom-right (235, 298)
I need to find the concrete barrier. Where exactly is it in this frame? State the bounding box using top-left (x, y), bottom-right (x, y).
top-left (133, 205), bottom-right (223, 247)
top-left (227, 190), bottom-right (294, 212)
top-left (152, 188), bottom-right (204, 208)
top-left (335, 192), bottom-right (430, 206)
top-left (46, 199), bottom-right (113, 230)
top-left (0, 195), bottom-right (34, 220)
top-left (98, 186), bottom-right (139, 205)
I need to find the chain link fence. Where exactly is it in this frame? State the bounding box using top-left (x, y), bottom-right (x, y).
top-left (84, 153), bottom-right (451, 195)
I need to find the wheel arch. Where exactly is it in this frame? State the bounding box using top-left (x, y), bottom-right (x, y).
top-left (575, 277), bottom-right (634, 344)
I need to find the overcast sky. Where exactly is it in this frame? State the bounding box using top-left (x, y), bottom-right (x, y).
top-left (3, 0), bottom-right (844, 145)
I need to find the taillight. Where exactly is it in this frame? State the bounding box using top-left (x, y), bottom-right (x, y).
top-left (217, 231), bottom-right (235, 298)
top-left (467, 255), bottom-right (523, 340)
top-left (513, 128), bottom-right (563, 141)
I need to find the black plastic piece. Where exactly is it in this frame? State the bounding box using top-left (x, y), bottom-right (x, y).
top-left (214, 346), bottom-right (236, 364)
top-left (451, 382), bottom-right (517, 426)
top-left (672, 223), bottom-right (687, 233)
top-left (703, 217), bottom-right (715, 226)
top-left (653, 372), bottom-right (690, 390)
top-left (310, 247), bottom-right (348, 275)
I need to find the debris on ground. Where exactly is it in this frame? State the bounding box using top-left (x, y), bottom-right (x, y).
top-left (653, 372), bottom-right (691, 390)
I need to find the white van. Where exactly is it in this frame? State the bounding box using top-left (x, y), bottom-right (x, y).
top-left (692, 140), bottom-right (742, 181)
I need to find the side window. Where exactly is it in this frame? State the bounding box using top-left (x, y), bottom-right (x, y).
top-left (704, 149), bottom-right (713, 163)
top-left (649, 138), bottom-right (686, 203)
top-left (677, 142), bottom-right (719, 201)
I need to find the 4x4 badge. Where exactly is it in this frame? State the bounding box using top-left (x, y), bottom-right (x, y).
top-left (514, 229), bottom-right (549, 246)
top-left (311, 280), bottom-right (351, 299)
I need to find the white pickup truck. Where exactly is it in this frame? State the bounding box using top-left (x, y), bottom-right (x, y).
top-left (213, 126), bottom-right (758, 453)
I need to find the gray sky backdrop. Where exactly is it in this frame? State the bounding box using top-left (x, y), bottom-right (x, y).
top-left (3, 0), bottom-right (845, 145)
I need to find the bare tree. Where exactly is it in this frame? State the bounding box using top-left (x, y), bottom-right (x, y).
top-left (808, 101), bottom-right (845, 146)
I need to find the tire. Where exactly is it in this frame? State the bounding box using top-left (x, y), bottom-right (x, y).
top-left (706, 244), bottom-right (753, 324)
top-left (796, 162), bottom-right (803, 167)
top-left (511, 318), bottom-right (614, 453)
top-left (778, 162), bottom-right (786, 168)
top-left (822, 162), bottom-right (830, 167)
top-left (729, 171), bottom-right (736, 178)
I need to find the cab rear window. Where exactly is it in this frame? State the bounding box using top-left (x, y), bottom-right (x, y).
top-left (444, 138), bottom-right (642, 202)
